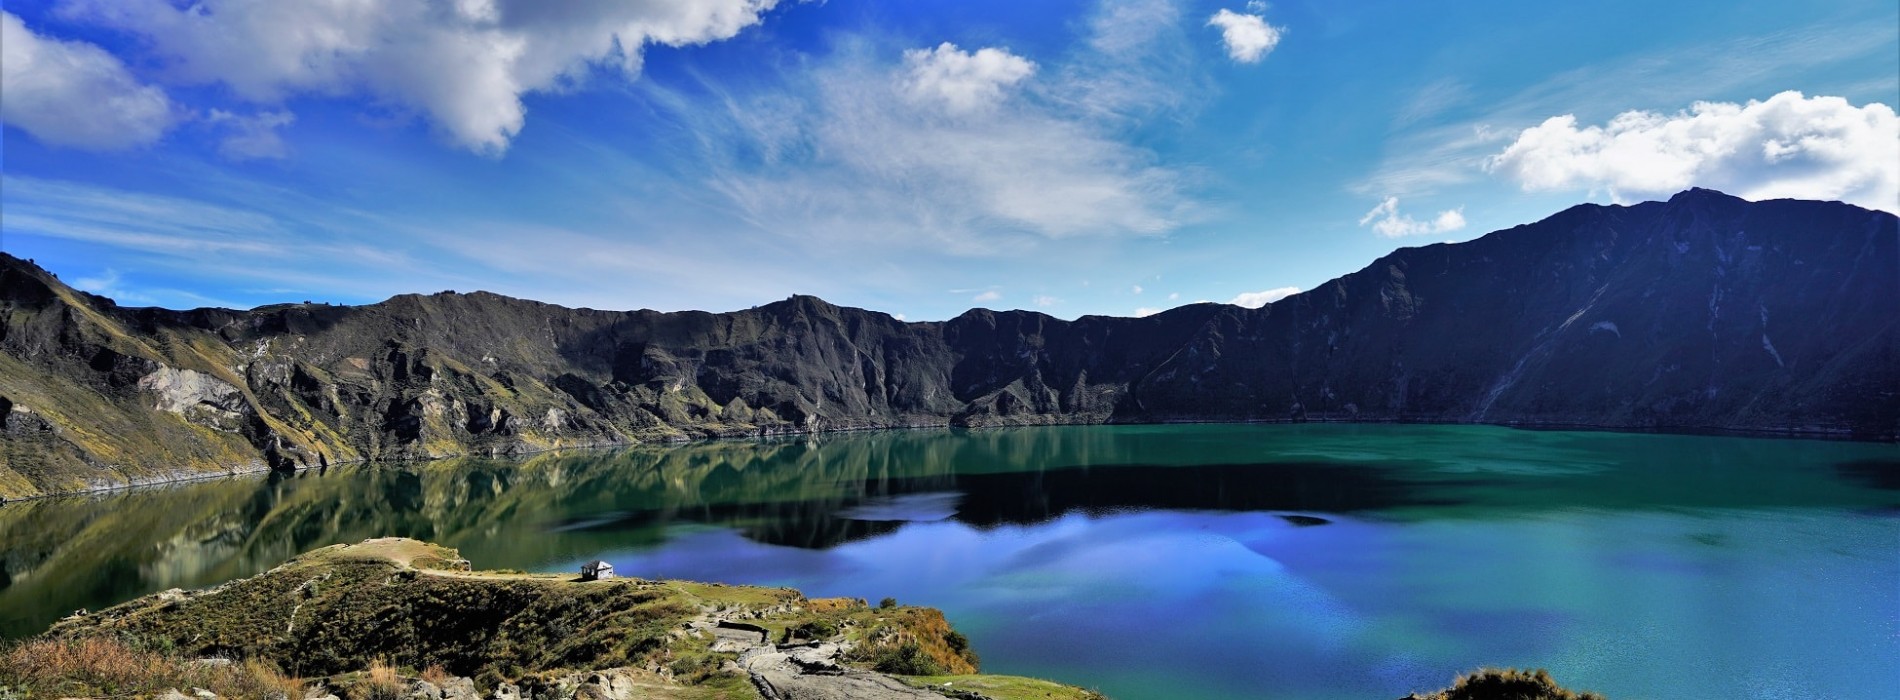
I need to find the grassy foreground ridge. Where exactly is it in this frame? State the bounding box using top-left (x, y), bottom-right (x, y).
top-left (3, 538), bottom-right (1099, 700)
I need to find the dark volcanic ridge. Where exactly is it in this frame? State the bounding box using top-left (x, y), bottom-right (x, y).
top-left (1, 188), bottom-right (1895, 498)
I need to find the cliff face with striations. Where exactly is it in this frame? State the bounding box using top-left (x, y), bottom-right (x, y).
top-left (1, 188), bottom-right (1894, 498)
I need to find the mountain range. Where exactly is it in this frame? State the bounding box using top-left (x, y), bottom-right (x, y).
top-left (1, 188), bottom-right (1894, 498)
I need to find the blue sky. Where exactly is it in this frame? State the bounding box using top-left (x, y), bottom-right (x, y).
top-left (2, 0), bottom-right (1895, 319)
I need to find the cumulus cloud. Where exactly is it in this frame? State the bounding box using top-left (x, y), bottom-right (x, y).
top-left (0, 11), bottom-right (177, 149)
top-left (1206, 9), bottom-right (1282, 63)
top-left (52, 0), bottom-right (779, 153)
top-left (1033, 294), bottom-right (1060, 307)
top-left (902, 43), bottom-right (1036, 114)
top-left (1228, 286), bottom-right (1299, 308)
top-left (206, 110), bottom-right (296, 160)
top-left (1358, 197), bottom-right (1467, 237)
top-left (973, 290), bottom-right (1002, 303)
top-left (1134, 306), bottom-right (1163, 317)
top-left (1487, 91), bottom-right (1900, 212)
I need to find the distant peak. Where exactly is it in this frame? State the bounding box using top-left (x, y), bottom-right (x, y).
top-left (755, 294), bottom-right (842, 315)
top-left (1668, 187), bottom-right (1743, 204)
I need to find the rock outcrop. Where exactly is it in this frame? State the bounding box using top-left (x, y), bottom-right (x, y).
top-left (1, 189), bottom-right (1894, 497)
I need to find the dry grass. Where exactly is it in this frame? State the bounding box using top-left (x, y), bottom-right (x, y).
top-left (0, 636), bottom-right (304, 699)
top-left (806, 597), bottom-right (866, 613)
top-left (359, 659), bottom-right (407, 700)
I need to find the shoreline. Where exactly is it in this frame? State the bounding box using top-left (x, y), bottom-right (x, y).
top-left (3, 417), bottom-right (1888, 505)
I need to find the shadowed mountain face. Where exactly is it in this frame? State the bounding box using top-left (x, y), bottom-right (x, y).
top-left (1, 189), bottom-right (1895, 496)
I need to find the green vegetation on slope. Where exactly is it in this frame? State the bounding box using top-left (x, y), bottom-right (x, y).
top-left (18, 538), bottom-right (1083, 699)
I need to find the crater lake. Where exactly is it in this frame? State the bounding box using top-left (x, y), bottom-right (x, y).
top-left (3, 424), bottom-right (1895, 699)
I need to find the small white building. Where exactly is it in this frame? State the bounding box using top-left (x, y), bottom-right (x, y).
top-left (580, 560), bottom-right (616, 581)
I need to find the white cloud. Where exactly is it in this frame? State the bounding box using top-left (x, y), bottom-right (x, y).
top-left (1228, 286), bottom-right (1299, 308)
top-left (1356, 23), bottom-right (1897, 199)
top-left (694, 27), bottom-right (1197, 254)
top-left (206, 109), bottom-right (296, 160)
top-left (1033, 294), bottom-right (1060, 307)
top-left (1358, 197), bottom-right (1467, 238)
top-left (1132, 284), bottom-right (1144, 294)
top-left (1206, 9), bottom-right (1282, 64)
top-left (53, 0), bottom-right (780, 153)
top-left (892, 313), bottom-right (906, 321)
top-left (0, 11), bottom-right (177, 150)
top-left (973, 290), bottom-right (1002, 303)
top-left (1134, 306), bottom-right (1163, 317)
top-left (902, 43), bottom-right (1035, 115)
top-left (1487, 91), bottom-right (1900, 212)
top-left (1167, 292), bottom-right (1179, 300)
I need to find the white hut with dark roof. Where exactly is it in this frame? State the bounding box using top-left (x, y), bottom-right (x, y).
top-left (580, 560), bottom-right (615, 581)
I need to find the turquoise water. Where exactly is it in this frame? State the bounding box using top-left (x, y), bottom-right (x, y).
top-left (2, 424), bottom-right (1895, 698)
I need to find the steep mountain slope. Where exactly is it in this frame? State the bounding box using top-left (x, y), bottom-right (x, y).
top-left (1, 189), bottom-right (1893, 497)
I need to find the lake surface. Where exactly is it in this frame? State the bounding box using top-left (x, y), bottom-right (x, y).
top-left (2, 424), bottom-right (1895, 699)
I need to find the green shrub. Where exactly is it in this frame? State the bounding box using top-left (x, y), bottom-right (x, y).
top-left (870, 642), bottom-right (943, 676)
top-left (1408, 668), bottom-right (1607, 700)
top-left (943, 630), bottom-right (978, 668)
top-left (784, 619), bottom-right (840, 642)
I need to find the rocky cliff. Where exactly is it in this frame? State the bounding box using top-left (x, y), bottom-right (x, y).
top-left (2, 189), bottom-right (1894, 497)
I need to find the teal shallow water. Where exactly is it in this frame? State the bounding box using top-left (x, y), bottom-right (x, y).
top-left (2, 424), bottom-right (1895, 699)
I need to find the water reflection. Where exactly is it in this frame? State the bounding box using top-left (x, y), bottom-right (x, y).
top-left (2, 424), bottom-right (1895, 652)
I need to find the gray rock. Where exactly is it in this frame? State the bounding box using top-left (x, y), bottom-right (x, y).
top-left (439, 676), bottom-right (481, 700)
top-left (408, 679), bottom-right (441, 699)
top-left (743, 643), bottom-right (940, 700)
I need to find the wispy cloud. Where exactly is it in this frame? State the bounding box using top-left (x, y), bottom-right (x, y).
top-left (4, 176), bottom-right (297, 256)
top-left (1057, 0), bottom-right (1209, 124)
top-left (205, 109), bottom-right (295, 160)
top-left (1393, 78), bottom-right (1472, 128)
top-left (670, 3), bottom-right (1205, 257)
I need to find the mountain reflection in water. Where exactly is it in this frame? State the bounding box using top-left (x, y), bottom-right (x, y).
top-left (2, 424), bottom-right (1895, 700)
